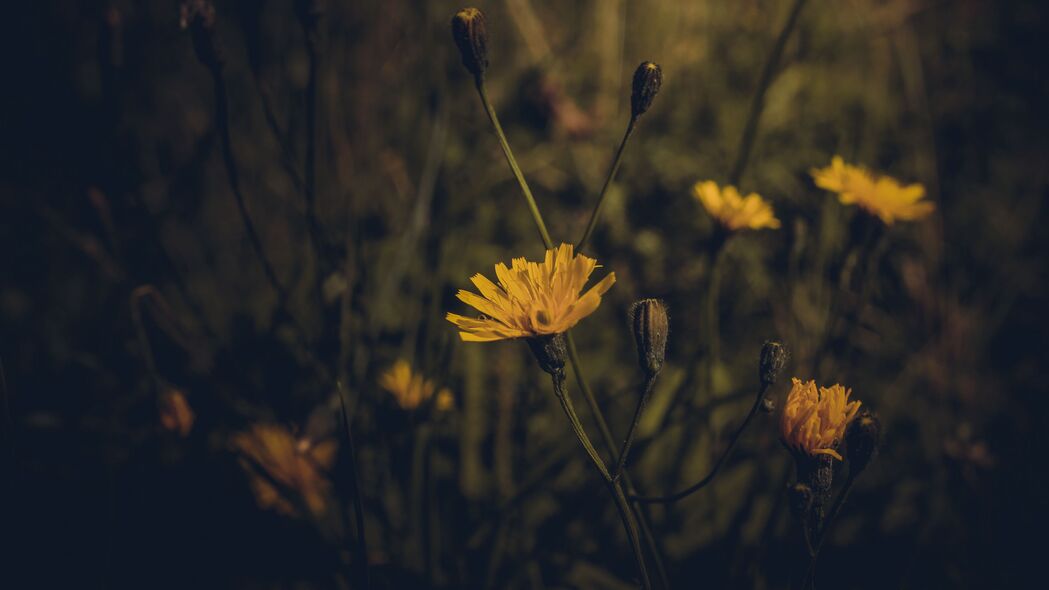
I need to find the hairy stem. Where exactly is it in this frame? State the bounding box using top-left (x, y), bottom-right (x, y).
top-left (577, 116), bottom-right (637, 252)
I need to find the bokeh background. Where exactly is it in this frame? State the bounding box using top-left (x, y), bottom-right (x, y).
top-left (2, 0), bottom-right (1047, 588)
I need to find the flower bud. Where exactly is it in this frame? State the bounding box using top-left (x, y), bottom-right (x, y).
top-left (451, 8), bottom-right (489, 79)
top-left (527, 334), bottom-right (567, 377)
top-left (630, 299), bottom-right (669, 377)
top-left (759, 340), bottom-right (787, 387)
top-left (630, 61), bottom-right (662, 118)
top-left (845, 408), bottom-right (881, 474)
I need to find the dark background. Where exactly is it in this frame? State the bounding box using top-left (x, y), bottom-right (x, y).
top-left (2, 1), bottom-right (1048, 588)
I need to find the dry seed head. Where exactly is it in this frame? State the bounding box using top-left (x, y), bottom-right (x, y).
top-left (630, 299), bottom-right (668, 378)
top-left (630, 61), bottom-right (662, 118)
top-left (451, 8), bottom-right (489, 79)
top-left (759, 340), bottom-right (788, 386)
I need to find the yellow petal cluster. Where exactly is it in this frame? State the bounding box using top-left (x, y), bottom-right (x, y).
top-left (780, 378), bottom-right (861, 461)
top-left (811, 156), bottom-right (934, 225)
top-left (446, 243), bottom-right (616, 342)
top-left (379, 359), bottom-right (448, 410)
top-left (231, 424), bottom-right (336, 517)
top-left (692, 180), bottom-right (781, 231)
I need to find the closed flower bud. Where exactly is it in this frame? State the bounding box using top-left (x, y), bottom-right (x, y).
top-left (845, 408), bottom-right (881, 474)
top-left (630, 299), bottom-right (669, 377)
top-left (759, 340), bottom-right (787, 387)
top-left (527, 334), bottom-right (568, 377)
top-left (451, 8), bottom-right (489, 79)
top-left (630, 61), bottom-right (662, 118)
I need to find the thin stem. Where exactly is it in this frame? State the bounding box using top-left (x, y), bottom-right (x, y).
top-left (550, 372), bottom-right (650, 590)
top-left (727, 0), bottom-right (809, 186)
top-left (576, 116), bottom-right (637, 252)
top-left (475, 79), bottom-right (554, 249)
top-left (337, 382), bottom-right (371, 590)
top-left (630, 382), bottom-right (770, 504)
top-left (706, 239), bottom-right (728, 395)
top-left (302, 22), bottom-right (327, 268)
top-left (209, 68), bottom-right (290, 309)
top-left (612, 374), bottom-right (656, 482)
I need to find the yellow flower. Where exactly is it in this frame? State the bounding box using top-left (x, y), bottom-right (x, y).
top-left (692, 180), bottom-right (781, 231)
top-left (446, 243), bottom-right (616, 342)
top-left (379, 360), bottom-right (440, 410)
top-left (435, 388), bottom-right (455, 412)
top-left (811, 156), bottom-right (934, 225)
top-left (231, 424), bottom-right (336, 517)
top-left (780, 378), bottom-right (862, 461)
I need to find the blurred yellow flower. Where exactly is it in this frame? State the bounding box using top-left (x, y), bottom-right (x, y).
top-left (435, 388), bottom-right (455, 412)
top-left (379, 360), bottom-right (441, 410)
top-left (231, 424), bottom-right (336, 518)
top-left (446, 243), bottom-right (616, 342)
top-left (811, 156), bottom-right (934, 224)
top-left (692, 180), bottom-right (781, 231)
top-left (159, 388), bottom-right (195, 437)
top-left (780, 378), bottom-right (861, 461)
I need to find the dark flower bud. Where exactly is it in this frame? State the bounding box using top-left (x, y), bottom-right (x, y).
top-left (527, 334), bottom-right (567, 378)
top-left (845, 408), bottom-right (881, 474)
top-left (180, 1), bottom-right (223, 70)
top-left (451, 8), bottom-right (489, 79)
top-left (630, 299), bottom-right (669, 378)
top-left (630, 61), bottom-right (662, 118)
top-left (759, 340), bottom-right (787, 387)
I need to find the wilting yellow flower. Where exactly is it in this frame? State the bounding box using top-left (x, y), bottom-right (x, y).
top-left (446, 243), bottom-right (616, 342)
top-left (231, 424), bottom-right (336, 517)
top-left (159, 388), bottom-right (195, 437)
top-left (811, 156), bottom-right (934, 224)
top-left (780, 378), bottom-right (862, 461)
top-left (380, 360), bottom-right (442, 410)
top-left (692, 180), bottom-right (781, 231)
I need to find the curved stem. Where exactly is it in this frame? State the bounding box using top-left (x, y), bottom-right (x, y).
top-left (612, 374), bottom-right (656, 482)
top-left (551, 373), bottom-right (650, 589)
top-left (728, 0), bottom-right (809, 186)
top-left (630, 382), bottom-right (769, 504)
top-left (576, 116), bottom-right (637, 252)
top-left (475, 79), bottom-right (554, 249)
top-left (337, 382), bottom-right (371, 590)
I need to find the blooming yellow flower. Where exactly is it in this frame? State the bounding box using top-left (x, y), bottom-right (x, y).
top-left (231, 424), bottom-right (336, 517)
top-left (780, 378), bottom-right (862, 461)
top-left (692, 180), bottom-right (781, 231)
top-left (379, 359), bottom-right (441, 410)
top-left (811, 156), bottom-right (934, 225)
top-left (446, 243), bottom-right (616, 342)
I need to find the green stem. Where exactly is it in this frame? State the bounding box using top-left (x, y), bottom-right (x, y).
top-left (630, 382), bottom-right (770, 504)
top-left (706, 241), bottom-right (728, 395)
top-left (475, 79), bottom-right (554, 249)
top-left (576, 116), bottom-right (638, 252)
top-left (728, 0), bottom-right (809, 186)
top-left (337, 382), bottom-right (371, 590)
top-left (551, 373), bottom-right (650, 590)
top-left (612, 374), bottom-right (656, 482)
